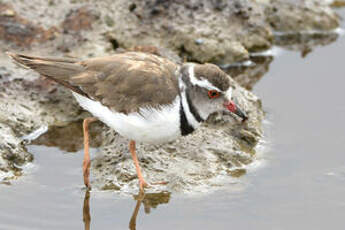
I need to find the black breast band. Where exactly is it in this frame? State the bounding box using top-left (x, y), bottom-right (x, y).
top-left (179, 101), bottom-right (195, 136)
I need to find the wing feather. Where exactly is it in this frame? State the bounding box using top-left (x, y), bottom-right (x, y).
top-left (74, 53), bottom-right (179, 113)
top-left (8, 52), bottom-right (179, 114)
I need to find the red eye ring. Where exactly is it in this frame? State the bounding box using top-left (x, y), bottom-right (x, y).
top-left (208, 90), bottom-right (220, 99)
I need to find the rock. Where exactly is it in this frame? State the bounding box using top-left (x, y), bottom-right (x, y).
top-left (0, 3), bottom-right (59, 47)
top-left (0, 3), bottom-right (40, 47)
top-left (62, 6), bottom-right (99, 33)
top-left (261, 0), bottom-right (341, 56)
top-left (103, 0), bottom-right (271, 64)
top-left (0, 123), bottom-right (33, 181)
top-left (104, 15), bottom-right (115, 27)
top-left (224, 0), bottom-right (341, 88)
top-left (126, 45), bottom-right (182, 63)
top-left (265, 0), bottom-right (339, 32)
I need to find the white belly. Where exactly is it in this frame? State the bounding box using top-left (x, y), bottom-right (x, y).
top-left (73, 93), bottom-right (181, 144)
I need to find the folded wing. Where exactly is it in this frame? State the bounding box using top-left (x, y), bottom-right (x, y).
top-left (8, 52), bottom-right (180, 113)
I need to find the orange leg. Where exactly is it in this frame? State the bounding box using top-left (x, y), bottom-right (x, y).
top-left (129, 140), bottom-right (148, 191)
top-left (83, 117), bottom-right (98, 189)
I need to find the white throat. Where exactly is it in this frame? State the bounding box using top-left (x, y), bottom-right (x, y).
top-left (178, 69), bottom-right (201, 130)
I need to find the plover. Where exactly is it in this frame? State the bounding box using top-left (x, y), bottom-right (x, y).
top-left (8, 52), bottom-right (247, 190)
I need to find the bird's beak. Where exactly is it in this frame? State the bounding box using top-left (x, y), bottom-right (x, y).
top-left (224, 101), bottom-right (248, 122)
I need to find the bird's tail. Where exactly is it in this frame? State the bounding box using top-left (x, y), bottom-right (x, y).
top-left (7, 52), bottom-right (89, 96)
top-left (7, 52), bottom-right (84, 81)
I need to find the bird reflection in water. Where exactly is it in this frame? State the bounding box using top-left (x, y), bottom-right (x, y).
top-left (82, 190), bottom-right (170, 230)
top-left (83, 190), bottom-right (91, 230)
top-left (129, 191), bottom-right (171, 230)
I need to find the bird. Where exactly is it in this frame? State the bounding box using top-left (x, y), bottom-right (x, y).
top-left (7, 51), bottom-right (247, 191)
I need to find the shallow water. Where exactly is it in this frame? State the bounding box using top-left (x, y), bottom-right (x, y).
top-left (2, 11), bottom-right (345, 230)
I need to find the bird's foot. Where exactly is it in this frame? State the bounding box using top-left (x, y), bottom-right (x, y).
top-left (151, 181), bottom-right (169, 185)
top-left (85, 183), bottom-right (92, 191)
top-left (139, 179), bottom-right (168, 191)
top-left (139, 179), bottom-right (149, 191)
top-left (84, 178), bottom-right (92, 190)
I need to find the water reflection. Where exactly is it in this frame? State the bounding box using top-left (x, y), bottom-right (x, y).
top-left (82, 190), bottom-right (170, 230)
top-left (222, 55), bottom-right (274, 91)
top-left (33, 120), bottom-right (103, 152)
top-left (83, 190), bottom-right (91, 230)
top-left (128, 193), bottom-right (142, 230)
top-left (220, 30), bottom-right (340, 91)
top-left (274, 31), bottom-right (339, 57)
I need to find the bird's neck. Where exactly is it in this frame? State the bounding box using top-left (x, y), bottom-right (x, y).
top-left (178, 77), bottom-right (203, 136)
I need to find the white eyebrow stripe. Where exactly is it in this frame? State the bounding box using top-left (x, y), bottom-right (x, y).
top-left (188, 64), bottom-right (223, 92)
top-left (225, 87), bottom-right (233, 100)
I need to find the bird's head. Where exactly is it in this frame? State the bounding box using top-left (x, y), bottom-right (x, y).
top-left (179, 63), bottom-right (247, 122)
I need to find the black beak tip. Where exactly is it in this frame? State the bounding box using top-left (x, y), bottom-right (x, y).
top-left (234, 108), bottom-right (248, 123)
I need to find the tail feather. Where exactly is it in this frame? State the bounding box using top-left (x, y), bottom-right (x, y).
top-left (7, 52), bottom-right (89, 97)
top-left (7, 52), bottom-right (84, 81)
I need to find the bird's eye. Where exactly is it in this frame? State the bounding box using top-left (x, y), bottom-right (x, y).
top-left (208, 90), bottom-right (220, 99)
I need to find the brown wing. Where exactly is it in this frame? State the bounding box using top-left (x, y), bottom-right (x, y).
top-left (8, 52), bottom-right (180, 113)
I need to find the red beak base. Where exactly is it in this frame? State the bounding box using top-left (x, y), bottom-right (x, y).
top-left (224, 101), bottom-right (248, 122)
top-left (226, 101), bottom-right (237, 113)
